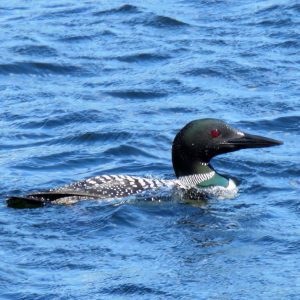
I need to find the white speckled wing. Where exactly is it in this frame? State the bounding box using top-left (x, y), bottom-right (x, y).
top-left (53, 175), bottom-right (175, 199)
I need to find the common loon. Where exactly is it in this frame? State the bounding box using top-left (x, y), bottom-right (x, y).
top-left (7, 118), bottom-right (282, 208)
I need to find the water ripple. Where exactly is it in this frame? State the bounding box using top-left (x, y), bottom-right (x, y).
top-left (105, 89), bottom-right (168, 99)
top-left (147, 15), bottom-right (190, 27)
top-left (239, 116), bottom-right (300, 132)
top-left (93, 4), bottom-right (140, 16)
top-left (10, 45), bottom-right (58, 57)
top-left (103, 145), bottom-right (158, 159)
top-left (115, 52), bottom-right (170, 63)
top-left (101, 283), bottom-right (168, 297)
top-left (0, 62), bottom-right (85, 76)
top-left (19, 110), bottom-right (108, 129)
top-left (1, 0), bottom-right (299, 298)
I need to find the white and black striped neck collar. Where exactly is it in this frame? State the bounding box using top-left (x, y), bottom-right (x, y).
top-left (178, 171), bottom-right (216, 188)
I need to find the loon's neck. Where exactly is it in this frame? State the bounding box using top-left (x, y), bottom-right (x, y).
top-left (175, 161), bottom-right (229, 188)
top-left (172, 139), bottom-right (229, 188)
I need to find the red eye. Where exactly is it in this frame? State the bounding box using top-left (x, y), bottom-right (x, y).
top-left (211, 129), bottom-right (220, 138)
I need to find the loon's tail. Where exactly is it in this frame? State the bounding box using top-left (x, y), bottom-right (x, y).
top-left (7, 195), bottom-right (46, 208)
top-left (6, 191), bottom-right (103, 208)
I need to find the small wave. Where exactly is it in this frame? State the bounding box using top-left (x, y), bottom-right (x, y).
top-left (101, 283), bottom-right (167, 296)
top-left (188, 59), bottom-right (245, 81)
top-left (103, 145), bottom-right (158, 159)
top-left (33, 151), bottom-right (77, 162)
top-left (10, 45), bottom-right (57, 57)
top-left (0, 62), bottom-right (85, 76)
top-left (256, 18), bottom-right (292, 27)
top-left (93, 4), bottom-right (140, 16)
top-left (206, 59), bottom-right (276, 86)
top-left (105, 89), bottom-right (167, 99)
top-left (0, 139), bottom-right (51, 150)
top-left (256, 2), bottom-right (300, 15)
top-left (115, 52), bottom-right (169, 63)
top-left (3, 132), bottom-right (52, 141)
top-left (13, 154), bottom-right (103, 171)
top-left (275, 40), bottom-right (299, 48)
top-left (147, 15), bottom-right (189, 28)
top-left (54, 7), bottom-right (90, 15)
top-left (57, 34), bottom-right (96, 42)
top-left (107, 205), bottom-right (141, 227)
top-left (57, 35), bottom-right (96, 43)
top-left (100, 29), bottom-right (117, 36)
top-left (159, 106), bottom-right (196, 113)
top-left (0, 6), bottom-right (27, 11)
top-left (43, 4), bottom-right (71, 9)
top-left (0, 112), bottom-right (28, 121)
top-left (39, 6), bottom-right (91, 19)
top-left (239, 116), bottom-right (300, 132)
top-left (66, 131), bottom-right (132, 145)
top-left (20, 110), bottom-right (105, 129)
top-left (183, 67), bottom-right (222, 77)
top-left (291, 3), bottom-right (300, 12)
top-left (255, 4), bottom-right (281, 14)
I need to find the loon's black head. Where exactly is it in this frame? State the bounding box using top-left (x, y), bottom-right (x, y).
top-left (172, 118), bottom-right (283, 177)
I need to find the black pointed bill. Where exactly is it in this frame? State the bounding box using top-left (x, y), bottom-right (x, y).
top-left (225, 132), bottom-right (283, 149)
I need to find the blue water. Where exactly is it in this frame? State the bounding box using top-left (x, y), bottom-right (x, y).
top-left (1, 0), bottom-right (299, 298)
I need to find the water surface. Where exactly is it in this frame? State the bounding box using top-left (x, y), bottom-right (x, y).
top-left (1, 0), bottom-right (299, 299)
